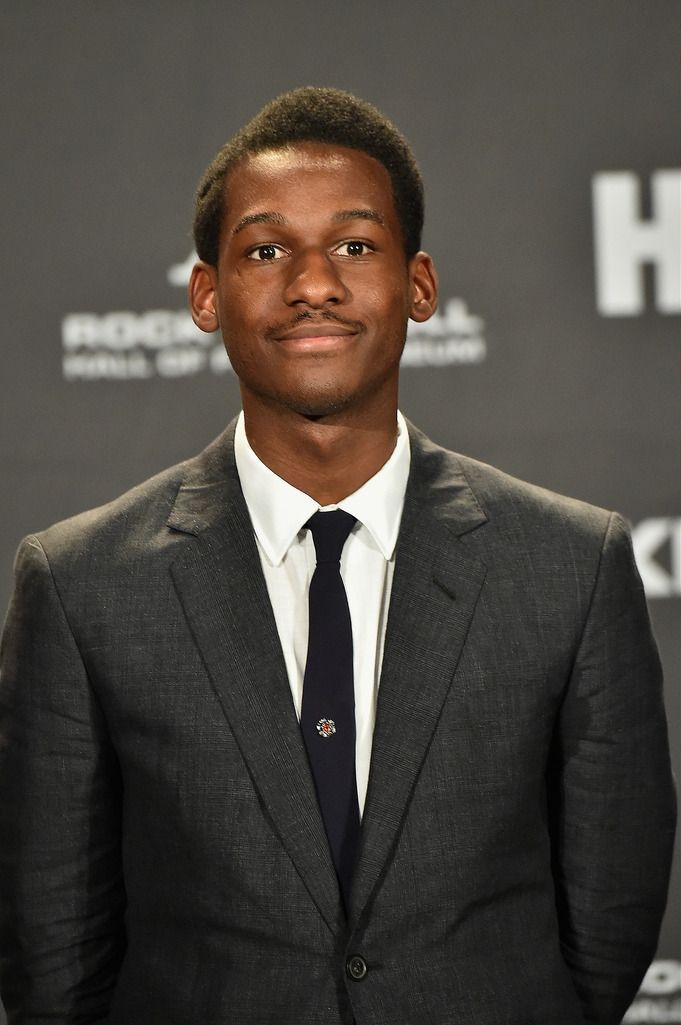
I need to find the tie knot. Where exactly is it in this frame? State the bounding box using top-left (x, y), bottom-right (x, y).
top-left (306, 509), bottom-right (357, 564)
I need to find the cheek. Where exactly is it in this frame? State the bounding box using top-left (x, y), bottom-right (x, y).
top-left (371, 285), bottom-right (411, 331)
top-left (354, 278), bottom-right (407, 317)
top-left (218, 285), bottom-right (263, 332)
top-left (369, 267), bottom-right (410, 305)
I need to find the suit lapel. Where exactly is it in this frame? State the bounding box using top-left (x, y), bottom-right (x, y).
top-left (167, 428), bottom-right (343, 934)
top-left (165, 422), bottom-right (489, 931)
top-left (350, 425), bottom-right (488, 920)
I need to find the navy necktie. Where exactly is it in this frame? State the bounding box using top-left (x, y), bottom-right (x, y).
top-left (300, 509), bottom-right (360, 909)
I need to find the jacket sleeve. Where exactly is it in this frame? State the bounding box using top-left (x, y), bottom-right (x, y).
top-left (549, 512), bottom-right (677, 1025)
top-left (0, 536), bottom-right (126, 1025)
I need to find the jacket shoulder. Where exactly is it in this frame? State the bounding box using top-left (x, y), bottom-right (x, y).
top-left (458, 451), bottom-right (613, 532)
top-left (407, 422), bottom-right (619, 550)
top-left (22, 424), bottom-right (237, 571)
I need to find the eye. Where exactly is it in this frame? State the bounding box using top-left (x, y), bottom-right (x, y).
top-left (334, 240), bottom-right (373, 257)
top-left (247, 244), bottom-right (287, 262)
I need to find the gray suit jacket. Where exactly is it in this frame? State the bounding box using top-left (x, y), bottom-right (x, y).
top-left (0, 421), bottom-right (675, 1025)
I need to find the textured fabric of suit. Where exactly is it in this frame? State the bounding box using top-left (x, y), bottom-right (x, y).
top-left (0, 420), bottom-right (676, 1025)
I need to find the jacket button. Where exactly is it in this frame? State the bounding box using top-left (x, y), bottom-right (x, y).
top-left (346, 955), bottom-right (368, 980)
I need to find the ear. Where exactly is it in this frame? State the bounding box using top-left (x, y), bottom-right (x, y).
top-left (188, 261), bottom-right (220, 333)
top-left (408, 251), bottom-right (438, 323)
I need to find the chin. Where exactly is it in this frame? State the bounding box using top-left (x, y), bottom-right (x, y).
top-left (289, 395), bottom-right (355, 419)
top-left (247, 371), bottom-right (396, 422)
top-left (275, 382), bottom-right (365, 419)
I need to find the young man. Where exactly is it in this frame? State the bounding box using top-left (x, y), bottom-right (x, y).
top-left (0, 87), bottom-right (675, 1025)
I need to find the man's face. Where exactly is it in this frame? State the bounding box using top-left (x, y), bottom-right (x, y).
top-left (190, 143), bottom-right (436, 423)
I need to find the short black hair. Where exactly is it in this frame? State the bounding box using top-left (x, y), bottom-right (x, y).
top-left (193, 86), bottom-right (424, 265)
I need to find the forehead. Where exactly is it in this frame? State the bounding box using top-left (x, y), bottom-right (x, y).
top-left (222, 143), bottom-right (398, 223)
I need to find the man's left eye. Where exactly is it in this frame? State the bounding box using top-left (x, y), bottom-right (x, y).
top-left (335, 241), bottom-right (372, 257)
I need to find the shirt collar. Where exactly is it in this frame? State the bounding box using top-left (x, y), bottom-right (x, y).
top-left (234, 411), bottom-right (410, 565)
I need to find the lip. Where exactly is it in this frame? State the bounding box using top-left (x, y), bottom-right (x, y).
top-left (275, 324), bottom-right (358, 342)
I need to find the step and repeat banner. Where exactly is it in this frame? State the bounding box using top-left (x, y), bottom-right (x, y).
top-left (1, 2), bottom-right (678, 1021)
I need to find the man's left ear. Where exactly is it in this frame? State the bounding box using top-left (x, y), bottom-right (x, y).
top-left (408, 251), bottom-right (438, 323)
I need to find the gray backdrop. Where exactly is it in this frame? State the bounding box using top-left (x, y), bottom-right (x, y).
top-left (1, 2), bottom-right (678, 1021)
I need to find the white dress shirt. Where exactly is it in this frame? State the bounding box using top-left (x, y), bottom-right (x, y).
top-left (234, 411), bottom-right (410, 816)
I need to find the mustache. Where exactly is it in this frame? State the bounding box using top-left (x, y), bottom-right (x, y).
top-left (264, 309), bottom-right (364, 340)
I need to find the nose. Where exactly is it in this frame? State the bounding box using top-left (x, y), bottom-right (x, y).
top-left (283, 248), bottom-right (349, 307)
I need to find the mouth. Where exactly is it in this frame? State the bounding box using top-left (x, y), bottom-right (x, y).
top-left (273, 323), bottom-right (359, 351)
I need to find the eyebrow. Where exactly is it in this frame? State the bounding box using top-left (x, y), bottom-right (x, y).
top-left (231, 207), bottom-right (386, 237)
top-left (333, 208), bottom-right (385, 226)
top-left (232, 211), bottom-right (286, 236)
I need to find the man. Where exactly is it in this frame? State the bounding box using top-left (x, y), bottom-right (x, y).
top-left (0, 87), bottom-right (675, 1025)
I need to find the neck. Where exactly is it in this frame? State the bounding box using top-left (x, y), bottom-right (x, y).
top-left (242, 402), bottom-right (399, 505)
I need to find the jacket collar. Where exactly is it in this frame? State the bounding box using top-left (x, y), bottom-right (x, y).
top-left (167, 416), bottom-right (488, 542)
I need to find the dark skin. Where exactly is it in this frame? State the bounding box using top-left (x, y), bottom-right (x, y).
top-left (189, 143), bottom-right (438, 504)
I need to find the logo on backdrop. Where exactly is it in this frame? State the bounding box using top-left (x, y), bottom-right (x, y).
top-left (61, 252), bottom-right (486, 382)
top-left (632, 518), bottom-right (681, 599)
top-left (592, 170), bottom-right (680, 316)
top-left (623, 960), bottom-right (680, 1024)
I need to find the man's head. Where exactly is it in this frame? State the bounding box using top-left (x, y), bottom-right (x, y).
top-left (188, 89), bottom-right (437, 430)
top-left (193, 86), bottom-right (424, 265)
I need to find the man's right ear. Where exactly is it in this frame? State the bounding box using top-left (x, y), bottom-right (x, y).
top-left (188, 261), bottom-right (219, 333)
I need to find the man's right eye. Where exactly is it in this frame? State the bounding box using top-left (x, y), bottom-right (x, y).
top-left (247, 244), bottom-right (286, 262)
